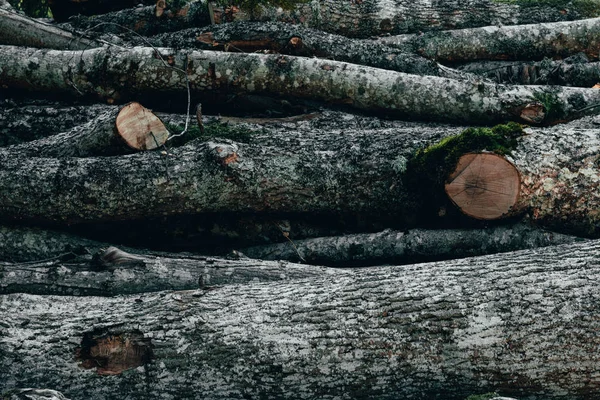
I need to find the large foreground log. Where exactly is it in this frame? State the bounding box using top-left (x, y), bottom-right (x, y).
top-left (3, 239), bottom-right (600, 399)
top-left (4, 45), bottom-right (600, 124)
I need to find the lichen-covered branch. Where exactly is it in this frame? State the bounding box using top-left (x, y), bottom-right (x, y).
top-left (3, 45), bottom-right (600, 124)
top-left (241, 224), bottom-right (583, 266)
top-left (3, 239), bottom-right (600, 399)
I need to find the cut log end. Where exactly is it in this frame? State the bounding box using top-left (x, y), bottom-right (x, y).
top-left (445, 153), bottom-right (520, 220)
top-left (115, 102), bottom-right (169, 151)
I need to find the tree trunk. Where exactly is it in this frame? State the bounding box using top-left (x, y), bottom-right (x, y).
top-left (379, 17), bottom-right (600, 62)
top-left (0, 8), bottom-right (102, 49)
top-left (3, 239), bottom-right (600, 399)
top-left (149, 22), bottom-right (468, 80)
top-left (1, 102), bottom-right (168, 157)
top-left (0, 245), bottom-right (337, 296)
top-left (65, 0), bottom-right (600, 38)
top-left (457, 57), bottom-right (600, 87)
top-left (241, 224), bottom-right (582, 266)
top-left (3, 45), bottom-right (600, 124)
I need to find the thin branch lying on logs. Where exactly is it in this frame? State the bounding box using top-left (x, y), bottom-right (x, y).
top-left (149, 21), bottom-right (472, 80)
top-left (0, 8), bottom-right (103, 50)
top-left (4, 239), bottom-right (600, 398)
top-left (378, 17), bottom-right (600, 63)
top-left (0, 245), bottom-right (340, 296)
top-left (241, 223), bottom-right (583, 266)
top-left (457, 56), bottom-right (600, 87)
top-left (4, 45), bottom-right (600, 124)
top-left (0, 102), bottom-right (168, 157)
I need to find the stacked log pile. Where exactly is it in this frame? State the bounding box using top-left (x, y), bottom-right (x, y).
top-left (2, 1), bottom-right (600, 399)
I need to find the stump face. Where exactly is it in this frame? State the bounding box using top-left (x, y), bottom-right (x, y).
top-left (445, 153), bottom-right (520, 220)
top-left (116, 102), bottom-right (169, 151)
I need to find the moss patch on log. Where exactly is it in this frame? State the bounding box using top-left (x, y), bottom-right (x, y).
top-left (407, 122), bottom-right (524, 222)
top-left (166, 122), bottom-right (256, 146)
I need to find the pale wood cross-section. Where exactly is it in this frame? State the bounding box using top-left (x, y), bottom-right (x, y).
top-left (445, 153), bottom-right (521, 220)
top-left (115, 102), bottom-right (169, 151)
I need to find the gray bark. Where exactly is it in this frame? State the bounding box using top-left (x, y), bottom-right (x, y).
top-left (0, 8), bottom-right (102, 50)
top-left (241, 224), bottom-right (583, 266)
top-left (0, 110), bottom-right (458, 224)
top-left (3, 45), bottom-right (600, 124)
top-left (148, 21), bottom-right (469, 80)
top-left (457, 55), bottom-right (600, 87)
top-left (0, 102), bottom-right (115, 146)
top-left (379, 17), bottom-right (600, 62)
top-left (3, 239), bottom-right (600, 399)
top-left (0, 245), bottom-right (337, 296)
top-left (1, 106), bottom-right (135, 157)
top-left (67, 0), bottom-right (600, 38)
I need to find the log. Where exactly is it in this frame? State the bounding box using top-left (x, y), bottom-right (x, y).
top-left (0, 245), bottom-right (339, 296)
top-left (457, 56), bottom-right (600, 87)
top-left (445, 153), bottom-right (521, 220)
top-left (1, 102), bottom-right (169, 157)
top-left (4, 239), bottom-right (600, 398)
top-left (48, 0), bottom-right (155, 21)
top-left (4, 45), bottom-right (600, 124)
top-left (241, 224), bottom-right (582, 266)
top-left (0, 101), bottom-right (114, 146)
top-left (0, 109), bottom-right (455, 224)
top-left (0, 7), bottom-right (102, 49)
top-left (63, 0), bottom-right (600, 38)
top-left (379, 17), bottom-right (600, 62)
top-left (149, 21), bottom-right (469, 80)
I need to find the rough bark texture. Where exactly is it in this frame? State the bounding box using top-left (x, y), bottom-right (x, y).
top-left (0, 101), bottom-right (116, 146)
top-left (149, 21), bottom-right (468, 80)
top-left (48, 0), bottom-right (154, 21)
top-left (0, 245), bottom-right (338, 296)
top-left (3, 239), bottom-right (600, 399)
top-left (457, 56), bottom-right (600, 87)
top-left (241, 224), bottom-right (582, 266)
top-left (379, 17), bottom-right (600, 62)
top-left (0, 105), bottom-right (156, 157)
top-left (61, 0), bottom-right (211, 37)
top-left (0, 110), bottom-right (458, 224)
top-left (511, 116), bottom-right (600, 236)
top-left (0, 8), bottom-right (101, 49)
top-left (4, 45), bottom-right (600, 124)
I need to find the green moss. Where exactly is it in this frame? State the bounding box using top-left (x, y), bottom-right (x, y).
top-left (533, 90), bottom-right (565, 121)
top-left (406, 122), bottom-right (524, 219)
top-left (465, 393), bottom-right (500, 400)
top-left (165, 122), bottom-right (256, 146)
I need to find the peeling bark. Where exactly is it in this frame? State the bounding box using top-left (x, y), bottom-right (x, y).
top-left (241, 224), bottom-right (583, 266)
top-left (379, 17), bottom-right (600, 62)
top-left (3, 239), bottom-right (600, 399)
top-left (3, 45), bottom-right (600, 124)
top-left (0, 8), bottom-right (102, 49)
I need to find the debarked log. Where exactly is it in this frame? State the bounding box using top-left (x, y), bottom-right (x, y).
top-left (3, 239), bottom-right (600, 399)
top-left (3, 45), bottom-right (600, 124)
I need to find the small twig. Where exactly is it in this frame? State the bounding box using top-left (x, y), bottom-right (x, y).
top-left (272, 222), bottom-right (306, 263)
